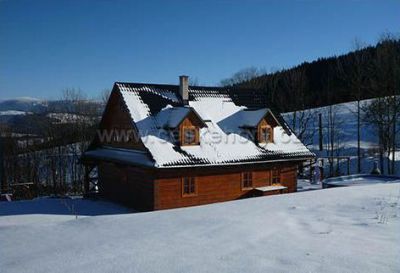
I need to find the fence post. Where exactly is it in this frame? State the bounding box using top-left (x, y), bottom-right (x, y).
top-left (84, 165), bottom-right (90, 196)
top-left (0, 136), bottom-right (5, 194)
top-left (318, 113), bottom-right (323, 151)
top-left (309, 159), bottom-right (313, 181)
top-left (347, 157), bottom-right (350, 175)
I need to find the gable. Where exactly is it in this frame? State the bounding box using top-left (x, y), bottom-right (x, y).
top-left (100, 89), bottom-right (130, 130)
top-left (182, 111), bottom-right (205, 127)
top-left (176, 109), bottom-right (206, 129)
top-left (262, 111), bottom-right (279, 128)
top-left (241, 109), bottom-right (280, 129)
top-left (95, 87), bottom-right (146, 150)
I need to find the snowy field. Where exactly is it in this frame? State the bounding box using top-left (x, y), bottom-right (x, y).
top-left (1, 183), bottom-right (399, 273)
top-left (0, 197), bottom-right (131, 226)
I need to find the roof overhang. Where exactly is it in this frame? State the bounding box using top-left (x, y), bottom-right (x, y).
top-left (158, 155), bottom-right (316, 169)
top-left (82, 147), bottom-right (156, 168)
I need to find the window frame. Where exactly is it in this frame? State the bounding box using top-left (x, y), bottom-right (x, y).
top-left (182, 177), bottom-right (197, 197)
top-left (271, 169), bottom-right (281, 185)
top-left (181, 126), bottom-right (198, 146)
top-left (241, 172), bottom-right (253, 190)
top-left (259, 124), bottom-right (273, 143)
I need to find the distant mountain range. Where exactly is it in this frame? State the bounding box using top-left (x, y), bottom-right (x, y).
top-left (0, 97), bottom-right (103, 114)
top-left (0, 97), bottom-right (103, 133)
top-left (0, 97), bottom-right (48, 113)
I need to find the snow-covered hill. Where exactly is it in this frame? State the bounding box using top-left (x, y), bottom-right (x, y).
top-left (0, 97), bottom-right (103, 115)
top-left (1, 183), bottom-right (399, 273)
top-left (0, 97), bottom-right (47, 112)
top-left (282, 99), bottom-right (400, 175)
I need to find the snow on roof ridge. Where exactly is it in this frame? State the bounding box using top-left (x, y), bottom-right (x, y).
top-left (115, 81), bottom-right (234, 91)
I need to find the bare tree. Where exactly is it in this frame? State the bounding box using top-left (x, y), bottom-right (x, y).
top-left (282, 68), bottom-right (316, 146)
top-left (362, 33), bottom-right (400, 174)
top-left (100, 89), bottom-right (112, 106)
top-left (321, 63), bottom-right (345, 176)
top-left (220, 67), bottom-right (266, 86)
top-left (60, 88), bottom-right (100, 192)
top-left (337, 38), bottom-right (371, 173)
top-left (363, 96), bottom-right (400, 174)
top-left (325, 104), bottom-right (345, 176)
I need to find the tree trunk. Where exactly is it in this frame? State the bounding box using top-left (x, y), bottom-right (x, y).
top-left (357, 99), bottom-right (361, 173)
top-left (379, 128), bottom-right (384, 174)
top-left (391, 102), bottom-right (396, 174)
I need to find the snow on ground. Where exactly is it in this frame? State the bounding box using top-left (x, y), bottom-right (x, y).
top-left (297, 179), bottom-right (323, 191)
top-left (323, 174), bottom-right (400, 187)
top-left (1, 183), bottom-right (399, 273)
top-left (0, 110), bottom-right (28, 116)
top-left (0, 197), bottom-right (131, 226)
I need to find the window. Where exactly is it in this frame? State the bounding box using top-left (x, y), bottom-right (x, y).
top-left (182, 177), bottom-right (196, 196)
top-left (259, 125), bottom-right (273, 143)
top-left (182, 127), bottom-right (197, 145)
top-left (241, 172), bottom-right (253, 189)
top-left (272, 169), bottom-right (281, 185)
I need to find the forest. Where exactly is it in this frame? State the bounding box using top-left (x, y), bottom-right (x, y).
top-left (223, 35), bottom-right (400, 113)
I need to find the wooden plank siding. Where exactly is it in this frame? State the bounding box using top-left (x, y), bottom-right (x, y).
top-left (99, 163), bottom-right (297, 211)
top-left (153, 162), bottom-right (299, 210)
top-left (178, 112), bottom-right (203, 146)
top-left (97, 158), bottom-right (299, 211)
top-left (97, 89), bottom-right (145, 150)
top-left (280, 165), bottom-right (298, 192)
top-left (98, 162), bottom-right (155, 211)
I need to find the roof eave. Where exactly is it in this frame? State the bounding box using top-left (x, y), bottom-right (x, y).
top-left (157, 155), bottom-right (316, 169)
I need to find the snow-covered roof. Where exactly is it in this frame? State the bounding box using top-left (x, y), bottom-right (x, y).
top-left (240, 108), bottom-right (270, 127)
top-left (87, 82), bottom-right (314, 168)
top-left (155, 105), bottom-right (206, 129)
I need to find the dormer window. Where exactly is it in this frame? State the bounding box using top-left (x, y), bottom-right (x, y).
top-left (238, 108), bottom-right (279, 145)
top-left (156, 106), bottom-right (206, 147)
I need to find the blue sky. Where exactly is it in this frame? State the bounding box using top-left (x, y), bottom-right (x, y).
top-left (0, 0), bottom-right (399, 100)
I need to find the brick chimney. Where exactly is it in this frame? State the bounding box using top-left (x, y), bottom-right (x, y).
top-left (179, 75), bottom-right (189, 105)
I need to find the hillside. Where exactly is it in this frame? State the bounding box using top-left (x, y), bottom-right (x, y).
top-left (282, 98), bottom-right (400, 176)
top-left (0, 98), bottom-right (103, 137)
top-left (1, 183), bottom-right (399, 273)
top-left (236, 39), bottom-right (400, 112)
top-left (0, 97), bottom-right (47, 114)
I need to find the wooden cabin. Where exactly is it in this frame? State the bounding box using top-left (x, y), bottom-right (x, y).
top-left (82, 76), bottom-right (314, 211)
